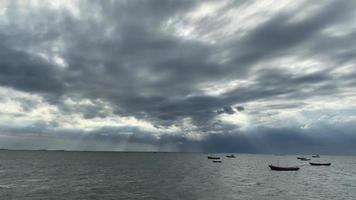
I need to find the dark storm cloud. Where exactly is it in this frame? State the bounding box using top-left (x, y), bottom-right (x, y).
top-left (235, 106), bottom-right (244, 112)
top-left (0, 45), bottom-right (65, 95)
top-left (214, 69), bottom-right (335, 109)
top-left (1, 0), bottom-right (355, 124)
top-left (217, 106), bottom-right (238, 115)
top-left (231, 0), bottom-right (355, 64)
top-left (0, 0), bottom-right (356, 152)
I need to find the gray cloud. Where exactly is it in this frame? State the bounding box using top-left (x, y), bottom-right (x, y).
top-left (235, 106), bottom-right (245, 112)
top-left (1, 121), bottom-right (355, 154)
top-left (0, 45), bottom-right (65, 95)
top-left (0, 0), bottom-right (356, 153)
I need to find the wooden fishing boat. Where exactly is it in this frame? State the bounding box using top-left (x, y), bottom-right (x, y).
top-left (269, 164), bottom-right (300, 171)
top-left (297, 157), bottom-right (310, 161)
top-left (309, 162), bottom-right (331, 166)
top-left (207, 156), bottom-right (220, 160)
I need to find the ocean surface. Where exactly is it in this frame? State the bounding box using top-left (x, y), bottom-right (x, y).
top-left (0, 151), bottom-right (355, 200)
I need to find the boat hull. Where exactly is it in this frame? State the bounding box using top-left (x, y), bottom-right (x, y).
top-left (297, 157), bottom-right (310, 161)
top-left (269, 165), bottom-right (300, 171)
top-left (309, 162), bottom-right (331, 166)
top-left (207, 156), bottom-right (220, 160)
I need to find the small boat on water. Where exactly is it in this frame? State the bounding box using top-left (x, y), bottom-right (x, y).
top-left (269, 164), bottom-right (300, 171)
top-left (226, 154), bottom-right (236, 158)
top-left (297, 157), bottom-right (310, 161)
top-left (207, 156), bottom-right (220, 160)
top-left (309, 162), bottom-right (331, 166)
top-left (312, 155), bottom-right (320, 158)
top-left (212, 160), bottom-right (222, 163)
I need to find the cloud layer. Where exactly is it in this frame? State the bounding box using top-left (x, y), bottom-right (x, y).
top-left (0, 0), bottom-right (356, 153)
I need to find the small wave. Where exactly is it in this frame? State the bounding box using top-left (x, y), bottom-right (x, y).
top-left (25, 178), bottom-right (47, 182)
top-left (0, 184), bottom-right (16, 189)
top-left (256, 182), bottom-right (263, 186)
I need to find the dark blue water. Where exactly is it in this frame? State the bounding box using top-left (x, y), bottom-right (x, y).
top-left (0, 151), bottom-right (355, 199)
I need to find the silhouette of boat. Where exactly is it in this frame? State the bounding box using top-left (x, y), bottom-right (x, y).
top-left (269, 165), bottom-right (300, 171)
top-left (297, 157), bottom-right (310, 161)
top-left (212, 160), bottom-right (222, 163)
top-left (309, 162), bottom-right (331, 166)
top-left (226, 154), bottom-right (236, 158)
top-left (207, 156), bottom-right (220, 160)
top-left (312, 155), bottom-right (320, 158)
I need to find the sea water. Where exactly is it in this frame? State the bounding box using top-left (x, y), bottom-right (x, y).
top-left (0, 151), bottom-right (355, 200)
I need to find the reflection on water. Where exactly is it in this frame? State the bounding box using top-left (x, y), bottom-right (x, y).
top-left (0, 151), bottom-right (355, 199)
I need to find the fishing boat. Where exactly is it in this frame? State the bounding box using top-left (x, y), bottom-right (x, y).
top-left (312, 155), bottom-right (320, 158)
top-left (226, 154), bottom-right (236, 158)
top-left (297, 157), bottom-right (310, 161)
top-left (212, 160), bottom-right (222, 163)
top-left (309, 162), bottom-right (331, 166)
top-left (269, 164), bottom-right (300, 171)
top-left (207, 156), bottom-right (220, 160)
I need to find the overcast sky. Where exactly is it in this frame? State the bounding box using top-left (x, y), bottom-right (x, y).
top-left (0, 0), bottom-right (355, 154)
